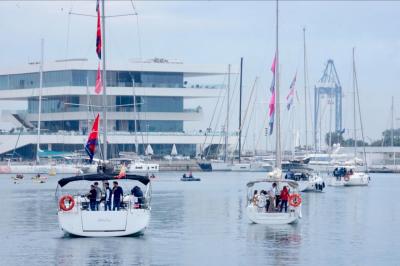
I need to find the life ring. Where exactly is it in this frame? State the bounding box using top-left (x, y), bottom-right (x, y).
top-left (344, 175), bottom-right (350, 182)
top-left (289, 194), bottom-right (302, 207)
top-left (59, 195), bottom-right (75, 211)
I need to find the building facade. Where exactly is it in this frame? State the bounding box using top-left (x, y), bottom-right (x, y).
top-left (0, 58), bottom-right (235, 159)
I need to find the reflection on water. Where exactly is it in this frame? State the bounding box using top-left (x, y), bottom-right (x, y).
top-left (0, 173), bottom-right (399, 265)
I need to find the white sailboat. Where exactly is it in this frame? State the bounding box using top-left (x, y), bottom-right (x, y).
top-left (343, 48), bottom-right (370, 186)
top-left (329, 48), bottom-right (370, 186)
top-left (246, 0), bottom-right (302, 225)
top-left (57, 0), bottom-right (151, 237)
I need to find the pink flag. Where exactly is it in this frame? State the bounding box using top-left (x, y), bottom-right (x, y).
top-left (95, 63), bottom-right (102, 94)
top-left (269, 91), bottom-right (276, 117)
top-left (268, 53), bottom-right (276, 135)
top-left (270, 54), bottom-right (276, 74)
top-left (286, 73), bottom-right (297, 110)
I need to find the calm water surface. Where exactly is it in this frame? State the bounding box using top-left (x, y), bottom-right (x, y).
top-left (0, 172), bottom-right (398, 265)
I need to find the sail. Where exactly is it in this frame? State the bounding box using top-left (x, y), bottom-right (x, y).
top-left (171, 144), bottom-right (178, 156)
top-left (85, 113), bottom-right (100, 162)
top-left (145, 144), bottom-right (154, 156)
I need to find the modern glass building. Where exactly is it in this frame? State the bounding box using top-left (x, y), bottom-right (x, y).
top-left (0, 58), bottom-right (231, 159)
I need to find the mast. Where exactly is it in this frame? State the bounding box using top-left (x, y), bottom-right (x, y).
top-left (391, 96), bottom-right (395, 165)
top-left (101, 0), bottom-right (108, 160)
top-left (352, 47), bottom-right (357, 158)
top-left (353, 47), bottom-right (368, 172)
top-left (133, 84), bottom-right (139, 154)
top-left (238, 58), bottom-right (243, 163)
top-left (224, 64), bottom-right (231, 162)
top-left (36, 38), bottom-right (44, 164)
top-left (303, 27), bottom-right (308, 152)
top-left (275, 0), bottom-right (282, 169)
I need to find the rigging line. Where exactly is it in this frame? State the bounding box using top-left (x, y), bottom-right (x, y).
top-left (209, 75), bottom-right (229, 158)
top-left (204, 74), bottom-right (227, 158)
top-left (130, 0), bottom-right (143, 60)
top-left (354, 52), bottom-right (368, 171)
top-left (241, 80), bottom-right (259, 153)
top-left (232, 77), bottom-right (258, 155)
top-left (202, 75), bottom-right (226, 156)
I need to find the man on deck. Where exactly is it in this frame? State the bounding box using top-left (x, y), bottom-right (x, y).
top-left (112, 181), bottom-right (124, 211)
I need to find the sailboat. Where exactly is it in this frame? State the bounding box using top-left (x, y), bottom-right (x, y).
top-left (246, 0), bottom-right (302, 225)
top-left (342, 48), bottom-right (370, 186)
top-left (56, 0), bottom-right (151, 237)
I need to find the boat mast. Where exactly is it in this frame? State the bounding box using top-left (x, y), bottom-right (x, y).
top-left (352, 47), bottom-right (357, 159)
top-left (238, 58), bottom-right (243, 163)
top-left (36, 38), bottom-right (44, 164)
top-left (353, 47), bottom-right (368, 172)
top-left (275, 0), bottom-right (282, 169)
top-left (303, 27), bottom-right (308, 152)
top-left (101, 0), bottom-right (108, 160)
top-left (391, 96), bottom-right (395, 166)
top-left (133, 83), bottom-right (139, 154)
top-left (224, 64), bottom-right (231, 162)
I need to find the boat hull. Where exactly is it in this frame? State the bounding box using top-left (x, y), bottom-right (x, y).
top-left (343, 173), bottom-right (370, 186)
top-left (181, 177), bottom-right (201, 181)
top-left (58, 209), bottom-right (150, 237)
top-left (246, 205), bottom-right (300, 225)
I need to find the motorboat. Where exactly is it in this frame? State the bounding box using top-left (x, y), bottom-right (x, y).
top-left (180, 173), bottom-right (200, 181)
top-left (56, 173), bottom-right (151, 237)
top-left (181, 176), bottom-right (201, 181)
top-left (32, 174), bottom-right (48, 183)
top-left (246, 171), bottom-right (302, 225)
top-left (11, 174), bottom-right (24, 180)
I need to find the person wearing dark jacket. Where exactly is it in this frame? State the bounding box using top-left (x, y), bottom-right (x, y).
top-left (112, 181), bottom-right (124, 211)
top-left (104, 182), bottom-right (112, 211)
top-left (131, 186), bottom-right (144, 204)
top-left (87, 185), bottom-right (97, 211)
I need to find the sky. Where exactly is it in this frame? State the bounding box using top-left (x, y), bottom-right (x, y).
top-left (0, 0), bottom-right (399, 151)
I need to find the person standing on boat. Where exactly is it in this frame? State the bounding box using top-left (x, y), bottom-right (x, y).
top-left (279, 186), bottom-right (289, 213)
top-left (112, 181), bottom-right (124, 211)
top-left (104, 182), bottom-right (112, 211)
top-left (94, 182), bottom-right (102, 211)
top-left (87, 185), bottom-right (97, 211)
top-left (268, 182), bottom-right (280, 210)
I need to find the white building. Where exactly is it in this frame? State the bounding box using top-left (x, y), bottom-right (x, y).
top-left (0, 58), bottom-right (236, 159)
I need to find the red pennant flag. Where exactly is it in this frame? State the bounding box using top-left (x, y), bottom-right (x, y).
top-left (96, 1), bottom-right (102, 59)
top-left (95, 62), bottom-right (102, 94)
top-left (85, 113), bottom-right (100, 162)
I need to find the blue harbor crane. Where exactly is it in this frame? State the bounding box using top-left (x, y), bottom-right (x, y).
top-left (314, 59), bottom-right (343, 151)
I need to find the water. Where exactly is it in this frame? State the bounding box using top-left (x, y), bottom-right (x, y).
top-left (0, 172), bottom-right (398, 266)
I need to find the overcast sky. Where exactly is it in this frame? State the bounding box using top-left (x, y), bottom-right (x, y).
top-left (0, 1), bottom-right (398, 150)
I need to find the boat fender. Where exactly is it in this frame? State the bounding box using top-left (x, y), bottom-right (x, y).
top-left (289, 194), bottom-right (302, 207)
top-left (344, 175), bottom-right (350, 182)
top-left (59, 195), bottom-right (75, 211)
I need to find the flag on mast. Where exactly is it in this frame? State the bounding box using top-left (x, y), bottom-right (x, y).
top-left (85, 113), bottom-right (100, 162)
top-left (268, 54), bottom-right (276, 135)
top-left (286, 72), bottom-right (297, 110)
top-left (96, 0), bottom-right (102, 59)
top-left (95, 62), bottom-right (102, 94)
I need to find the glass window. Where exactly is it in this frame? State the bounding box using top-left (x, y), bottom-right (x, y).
top-left (9, 73), bottom-right (39, 89)
top-left (0, 75), bottom-right (9, 90)
top-left (138, 96), bottom-right (183, 112)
